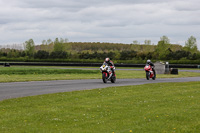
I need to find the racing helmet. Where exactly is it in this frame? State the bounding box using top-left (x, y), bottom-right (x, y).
top-left (147, 59), bottom-right (151, 63)
top-left (105, 57), bottom-right (110, 63)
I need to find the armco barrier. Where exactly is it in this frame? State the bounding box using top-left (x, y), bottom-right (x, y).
top-left (0, 62), bottom-right (145, 67)
top-left (0, 62), bottom-right (199, 68)
top-left (169, 64), bottom-right (198, 68)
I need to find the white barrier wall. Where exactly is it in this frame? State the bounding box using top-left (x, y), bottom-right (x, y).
top-left (154, 62), bottom-right (165, 74)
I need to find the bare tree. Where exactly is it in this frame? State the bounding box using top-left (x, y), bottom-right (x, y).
top-left (133, 40), bottom-right (139, 45)
top-left (144, 40), bottom-right (151, 45)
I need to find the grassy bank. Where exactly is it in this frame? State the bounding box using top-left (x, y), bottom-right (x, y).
top-left (0, 82), bottom-right (199, 132)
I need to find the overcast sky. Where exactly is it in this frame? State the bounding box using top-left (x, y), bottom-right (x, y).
top-left (0, 0), bottom-right (200, 49)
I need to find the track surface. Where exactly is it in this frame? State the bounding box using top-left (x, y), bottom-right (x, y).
top-left (0, 77), bottom-right (199, 101)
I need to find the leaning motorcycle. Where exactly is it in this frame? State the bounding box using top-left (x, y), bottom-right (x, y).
top-left (100, 63), bottom-right (116, 83)
top-left (144, 64), bottom-right (156, 80)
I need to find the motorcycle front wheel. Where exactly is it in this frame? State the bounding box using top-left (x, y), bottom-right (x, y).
top-left (146, 72), bottom-right (150, 80)
top-left (102, 73), bottom-right (107, 83)
top-left (111, 75), bottom-right (116, 83)
top-left (152, 72), bottom-right (156, 80)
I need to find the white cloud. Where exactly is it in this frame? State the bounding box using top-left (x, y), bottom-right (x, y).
top-left (0, 0), bottom-right (200, 49)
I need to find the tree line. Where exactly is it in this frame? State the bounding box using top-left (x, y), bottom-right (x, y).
top-left (0, 36), bottom-right (200, 63)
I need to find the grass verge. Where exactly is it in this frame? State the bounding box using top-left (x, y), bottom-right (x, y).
top-left (0, 82), bottom-right (200, 132)
top-left (0, 66), bottom-right (200, 82)
top-left (0, 66), bottom-right (98, 75)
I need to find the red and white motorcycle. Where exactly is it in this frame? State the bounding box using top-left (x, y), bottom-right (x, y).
top-left (100, 63), bottom-right (116, 83)
top-left (144, 64), bottom-right (156, 80)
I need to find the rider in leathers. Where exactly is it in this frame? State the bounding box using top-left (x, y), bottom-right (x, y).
top-left (103, 57), bottom-right (115, 74)
top-left (146, 59), bottom-right (155, 74)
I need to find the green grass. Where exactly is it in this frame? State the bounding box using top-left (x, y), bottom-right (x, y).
top-left (0, 66), bottom-right (98, 75)
top-left (0, 66), bottom-right (200, 82)
top-left (0, 82), bottom-right (199, 132)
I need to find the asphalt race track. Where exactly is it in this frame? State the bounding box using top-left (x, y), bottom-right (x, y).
top-left (0, 77), bottom-right (200, 101)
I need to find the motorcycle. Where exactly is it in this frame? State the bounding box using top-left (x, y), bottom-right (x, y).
top-left (100, 63), bottom-right (116, 83)
top-left (144, 64), bottom-right (156, 80)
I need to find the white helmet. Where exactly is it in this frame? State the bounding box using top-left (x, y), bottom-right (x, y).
top-left (105, 57), bottom-right (110, 63)
top-left (147, 59), bottom-right (151, 63)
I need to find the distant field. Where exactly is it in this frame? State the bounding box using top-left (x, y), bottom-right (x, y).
top-left (0, 66), bottom-right (200, 82)
top-left (0, 82), bottom-right (199, 132)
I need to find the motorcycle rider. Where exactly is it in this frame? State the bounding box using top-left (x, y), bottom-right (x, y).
top-left (146, 59), bottom-right (155, 74)
top-left (103, 57), bottom-right (115, 74)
